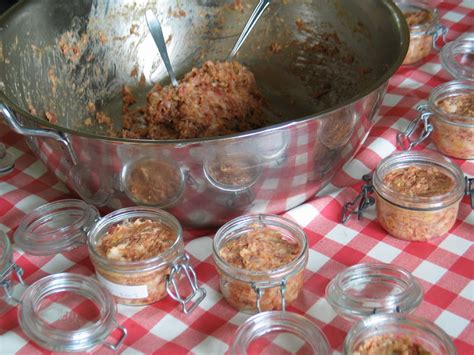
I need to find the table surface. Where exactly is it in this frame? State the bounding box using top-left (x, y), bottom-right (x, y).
top-left (1, 2), bottom-right (473, 354)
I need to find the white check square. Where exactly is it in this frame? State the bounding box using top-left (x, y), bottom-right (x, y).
top-left (367, 242), bottom-right (401, 263)
top-left (435, 310), bottom-right (470, 338)
top-left (307, 298), bottom-right (337, 323)
top-left (412, 261), bottom-right (447, 284)
top-left (150, 314), bottom-right (188, 341)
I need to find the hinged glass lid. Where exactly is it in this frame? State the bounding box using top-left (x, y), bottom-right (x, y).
top-left (325, 263), bottom-right (423, 321)
top-left (18, 273), bottom-right (126, 352)
top-left (440, 36), bottom-right (474, 81)
top-left (14, 199), bottom-right (99, 256)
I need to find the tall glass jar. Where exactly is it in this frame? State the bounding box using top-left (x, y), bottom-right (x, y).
top-left (395, 0), bottom-right (447, 65)
top-left (372, 151), bottom-right (465, 241)
top-left (88, 207), bottom-right (205, 311)
top-left (213, 214), bottom-right (308, 313)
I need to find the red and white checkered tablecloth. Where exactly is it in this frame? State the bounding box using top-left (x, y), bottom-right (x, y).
top-left (0, 2), bottom-right (473, 354)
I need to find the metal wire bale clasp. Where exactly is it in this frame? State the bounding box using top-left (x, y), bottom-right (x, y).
top-left (166, 254), bottom-right (206, 314)
top-left (397, 104), bottom-right (433, 151)
top-left (466, 177), bottom-right (474, 209)
top-left (0, 262), bottom-right (26, 304)
top-left (252, 278), bottom-right (288, 313)
top-left (432, 24), bottom-right (448, 51)
top-left (342, 173), bottom-right (375, 224)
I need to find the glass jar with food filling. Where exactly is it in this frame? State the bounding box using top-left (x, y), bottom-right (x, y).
top-left (213, 214), bottom-right (308, 313)
top-left (326, 263), bottom-right (455, 355)
top-left (395, 0), bottom-right (447, 65)
top-left (344, 313), bottom-right (456, 355)
top-left (372, 151), bottom-right (465, 241)
top-left (88, 207), bottom-right (205, 310)
top-left (13, 200), bottom-right (205, 312)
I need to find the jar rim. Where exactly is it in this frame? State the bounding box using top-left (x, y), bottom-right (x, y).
top-left (18, 273), bottom-right (118, 352)
top-left (87, 206), bottom-right (183, 269)
top-left (440, 37), bottom-right (474, 81)
top-left (13, 199), bottom-right (99, 256)
top-left (395, 0), bottom-right (439, 34)
top-left (232, 311), bottom-right (330, 355)
top-left (344, 313), bottom-right (456, 355)
top-left (213, 214), bottom-right (308, 281)
top-left (120, 156), bottom-right (186, 208)
top-left (325, 263), bottom-right (423, 321)
top-left (0, 231), bottom-right (13, 278)
top-left (428, 80), bottom-right (474, 125)
top-left (372, 151), bottom-right (465, 211)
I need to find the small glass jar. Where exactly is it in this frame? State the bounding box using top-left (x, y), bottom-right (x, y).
top-left (18, 273), bottom-right (127, 352)
top-left (14, 200), bottom-right (205, 312)
top-left (440, 35), bottom-right (474, 81)
top-left (396, 0), bottom-right (447, 65)
top-left (423, 80), bottom-right (474, 160)
top-left (344, 313), bottom-right (456, 355)
top-left (326, 263), bottom-right (423, 322)
top-left (326, 263), bottom-right (456, 355)
top-left (232, 311), bottom-right (330, 355)
top-left (372, 151), bottom-right (465, 241)
top-left (213, 214), bottom-right (308, 313)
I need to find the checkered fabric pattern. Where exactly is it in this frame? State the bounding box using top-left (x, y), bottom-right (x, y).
top-left (1, 1), bottom-right (473, 354)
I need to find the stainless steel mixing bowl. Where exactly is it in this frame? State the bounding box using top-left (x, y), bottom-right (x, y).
top-left (0, 0), bottom-right (408, 230)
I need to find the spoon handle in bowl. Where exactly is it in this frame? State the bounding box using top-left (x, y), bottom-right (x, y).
top-left (227, 0), bottom-right (272, 61)
top-left (146, 10), bottom-right (179, 87)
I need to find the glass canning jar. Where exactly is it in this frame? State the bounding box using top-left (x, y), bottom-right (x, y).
top-left (232, 311), bottom-right (330, 355)
top-left (14, 200), bottom-right (205, 312)
top-left (87, 207), bottom-right (206, 310)
top-left (344, 313), bottom-right (456, 355)
top-left (372, 151), bottom-right (465, 241)
top-left (18, 273), bottom-right (127, 352)
top-left (395, 0), bottom-right (447, 65)
top-left (326, 263), bottom-right (456, 355)
top-left (213, 214), bottom-right (308, 313)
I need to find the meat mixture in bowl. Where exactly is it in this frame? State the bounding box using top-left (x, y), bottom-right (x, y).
top-left (375, 165), bottom-right (459, 241)
top-left (122, 61), bottom-right (268, 139)
top-left (218, 227), bottom-right (303, 313)
top-left (432, 92), bottom-right (474, 159)
top-left (94, 219), bottom-right (177, 305)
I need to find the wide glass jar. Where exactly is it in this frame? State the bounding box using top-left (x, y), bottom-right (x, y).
top-left (395, 0), bottom-right (447, 65)
top-left (232, 311), bottom-right (330, 355)
top-left (344, 314), bottom-right (456, 355)
top-left (423, 80), bottom-right (474, 159)
top-left (326, 263), bottom-right (456, 355)
top-left (14, 200), bottom-right (205, 312)
top-left (372, 151), bottom-right (465, 241)
top-left (87, 207), bottom-right (205, 310)
top-left (213, 214), bottom-right (308, 313)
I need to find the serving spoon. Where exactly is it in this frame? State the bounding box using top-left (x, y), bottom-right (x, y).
top-left (227, 0), bottom-right (272, 61)
top-left (145, 9), bottom-right (179, 87)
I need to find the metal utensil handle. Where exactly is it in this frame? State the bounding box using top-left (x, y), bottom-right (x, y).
top-left (0, 103), bottom-right (78, 165)
top-left (103, 320), bottom-right (128, 351)
top-left (341, 173), bottom-right (375, 223)
top-left (166, 254), bottom-right (206, 314)
top-left (146, 10), bottom-right (179, 87)
top-left (252, 278), bottom-right (288, 313)
top-left (227, 0), bottom-right (272, 61)
top-left (397, 104), bottom-right (433, 151)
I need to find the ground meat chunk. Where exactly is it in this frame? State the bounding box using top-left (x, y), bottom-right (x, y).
top-left (123, 61), bottom-right (267, 139)
top-left (437, 93), bottom-right (474, 118)
top-left (383, 166), bottom-right (455, 197)
top-left (354, 335), bottom-right (432, 355)
top-left (96, 219), bottom-right (177, 262)
top-left (404, 9), bottom-right (432, 27)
